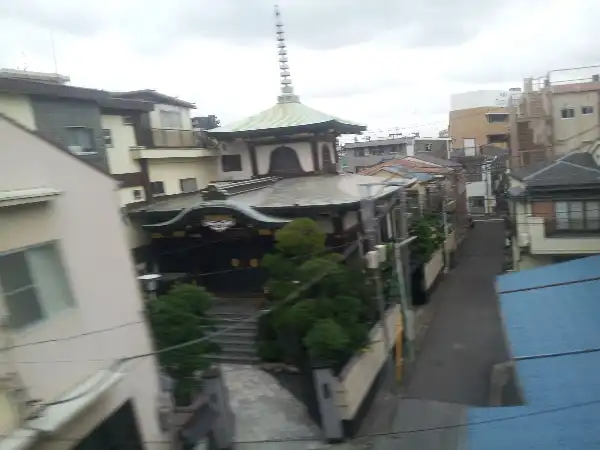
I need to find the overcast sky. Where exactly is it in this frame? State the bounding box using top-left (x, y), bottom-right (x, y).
top-left (1, 0), bottom-right (599, 137)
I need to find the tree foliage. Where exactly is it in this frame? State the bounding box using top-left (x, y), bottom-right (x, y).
top-left (145, 283), bottom-right (218, 405)
top-left (258, 218), bottom-right (373, 369)
top-left (409, 215), bottom-right (445, 263)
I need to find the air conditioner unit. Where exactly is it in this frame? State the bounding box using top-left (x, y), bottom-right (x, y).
top-left (68, 145), bottom-right (82, 154)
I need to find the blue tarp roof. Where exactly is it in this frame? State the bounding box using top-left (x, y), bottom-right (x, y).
top-left (468, 255), bottom-right (600, 450)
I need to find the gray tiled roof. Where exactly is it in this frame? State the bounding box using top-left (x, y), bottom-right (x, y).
top-left (512, 152), bottom-right (600, 187)
top-left (141, 174), bottom-right (409, 214)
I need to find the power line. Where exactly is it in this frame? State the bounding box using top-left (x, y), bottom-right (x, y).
top-left (10, 396), bottom-right (600, 445)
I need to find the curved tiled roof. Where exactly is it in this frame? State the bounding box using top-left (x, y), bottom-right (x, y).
top-left (208, 101), bottom-right (365, 136)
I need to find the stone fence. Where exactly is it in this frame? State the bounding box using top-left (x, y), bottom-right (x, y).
top-left (312, 305), bottom-right (402, 440)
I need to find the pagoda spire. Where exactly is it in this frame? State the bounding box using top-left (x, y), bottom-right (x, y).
top-left (275, 5), bottom-right (300, 104)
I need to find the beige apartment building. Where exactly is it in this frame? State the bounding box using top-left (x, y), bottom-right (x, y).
top-left (510, 65), bottom-right (600, 167)
top-left (0, 114), bottom-right (170, 450)
top-left (449, 90), bottom-right (520, 156)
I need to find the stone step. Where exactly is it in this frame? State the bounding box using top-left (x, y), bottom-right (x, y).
top-left (209, 353), bottom-right (260, 365)
top-left (212, 335), bottom-right (257, 346)
top-left (213, 321), bottom-right (257, 332)
top-left (209, 312), bottom-right (258, 322)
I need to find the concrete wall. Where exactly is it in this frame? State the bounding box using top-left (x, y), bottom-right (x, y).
top-left (215, 137), bottom-right (335, 181)
top-left (449, 106), bottom-right (510, 151)
top-left (335, 305), bottom-right (401, 420)
top-left (0, 117), bottom-right (167, 449)
top-left (149, 103), bottom-right (193, 130)
top-left (148, 158), bottom-right (219, 195)
top-left (424, 249), bottom-right (444, 290)
top-left (0, 92), bottom-right (36, 129)
top-left (552, 91), bottom-right (600, 155)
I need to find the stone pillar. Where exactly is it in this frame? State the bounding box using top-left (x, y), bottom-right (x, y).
top-left (202, 367), bottom-right (235, 449)
top-left (312, 362), bottom-right (344, 443)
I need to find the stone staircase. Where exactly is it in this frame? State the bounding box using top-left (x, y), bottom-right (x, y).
top-left (208, 299), bottom-right (261, 365)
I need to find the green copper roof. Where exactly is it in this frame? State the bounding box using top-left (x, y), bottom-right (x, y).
top-left (209, 101), bottom-right (366, 136)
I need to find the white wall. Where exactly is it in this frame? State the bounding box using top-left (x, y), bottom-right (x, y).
top-left (0, 117), bottom-right (167, 449)
top-left (216, 137), bottom-right (332, 181)
top-left (149, 103), bottom-right (193, 130)
top-left (450, 89), bottom-right (522, 111)
top-left (102, 114), bottom-right (141, 175)
top-left (0, 93), bottom-right (36, 129)
top-left (148, 158), bottom-right (218, 195)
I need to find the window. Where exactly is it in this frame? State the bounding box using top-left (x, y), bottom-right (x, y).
top-left (487, 113), bottom-right (509, 123)
top-left (582, 106), bottom-right (594, 115)
top-left (102, 129), bottom-right (113, 147)
top-left (487, 134), bottom-right (509, 144)
top-left (65, 127), bottom-right (95, 154)
top-left (179, 178), bottom-right (197, 193)
top-left (354, 148), bottom-right (365, 157)
top-left (425, 143), bottom-right (433, 151)
top-left (159, 110), bottom-right (182, 129)
top-left (370, 147), bottom-right (384, 156)
top-left (0, 243), bottom-right (74, 329)
top-left (221, 154), bottom-right (242, 172)
top-left (150, 181), bottom-right (165, 195)
top-left (560, 108), bottom-right (575, 119)
top-left (469, 196), bottom-right (485, 208)
top-left (132, 189), bottom-right (142, 201)
top-left (555, 201), bottom-right (600, 231)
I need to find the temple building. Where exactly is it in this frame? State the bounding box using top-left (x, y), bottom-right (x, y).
top-left (130, 6), bottom-right (413, 293)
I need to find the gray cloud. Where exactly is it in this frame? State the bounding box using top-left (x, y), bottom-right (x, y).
top-left (1, 0), bottom-right (525, 52)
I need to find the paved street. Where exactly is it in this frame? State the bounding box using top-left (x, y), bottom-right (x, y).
top-left (355, 221), bottom-right (509, 449)
top-left (404, 220), bottom-right (509, 405)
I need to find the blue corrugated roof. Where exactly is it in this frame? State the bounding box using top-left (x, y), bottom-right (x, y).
top-left (500, 278), bottom-right (600, 358)
top-left (469, 352), bottom-right (600, 450)
top-left (496, 254), bottom-right (600, 293)
top-left (468, 255), bottom-right (600, 450)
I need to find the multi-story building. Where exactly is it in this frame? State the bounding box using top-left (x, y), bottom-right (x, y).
top-left (0, 70), bottom-right (220, 267)
top-left (0, 70), bottom-right (220, 203)
top-left (450, 145), bottom-right (509, 215)
top-left (112, 89), bottom-right (219, 199)
top-left (507, 142), bottom-right (600, 270)
top-left (0, 114), bottom-right (172, 449)
top-left (449, 89), bottom-right (521, 156)
top-left (510, 65), bottom-right (600, 168)
top-left (342, 136), bottom-right (451, 173)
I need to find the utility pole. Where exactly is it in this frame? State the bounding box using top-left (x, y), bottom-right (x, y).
top-left (361, 184), bottom-right (396, 394)
top-left (394, 189), bottom-right (416, 362)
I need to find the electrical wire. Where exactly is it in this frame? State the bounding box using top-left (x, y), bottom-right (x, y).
top-left (17, 183), bottom-right (397, 408)
top-left (10, 396), bottom-right (600, 445)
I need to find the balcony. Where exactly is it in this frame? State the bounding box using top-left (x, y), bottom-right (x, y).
top-left (131, 128), bottom-right (219, 160)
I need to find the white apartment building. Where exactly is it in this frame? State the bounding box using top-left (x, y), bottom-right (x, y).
top-left (0, 114), bottom-right (169, 450)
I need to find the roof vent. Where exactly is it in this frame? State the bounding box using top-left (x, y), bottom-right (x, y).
top-left (0, 69), bottom-right (70, 85)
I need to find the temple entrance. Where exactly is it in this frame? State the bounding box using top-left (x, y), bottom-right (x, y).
top-left (269, 145), bottom-right (303, 176)
top-left (152, 226), bottom-right (276, 294)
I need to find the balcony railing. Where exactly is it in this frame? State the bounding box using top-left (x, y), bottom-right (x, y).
top-left (545, 218), bottom-right (600, 236)
top-left (137, 128), bottom-right (218, 149)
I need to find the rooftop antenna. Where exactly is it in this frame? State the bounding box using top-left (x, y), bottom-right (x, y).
top-left (50, 31), bottom-right (58, 74)
top-left (275, 5), bottom-right (300, 104)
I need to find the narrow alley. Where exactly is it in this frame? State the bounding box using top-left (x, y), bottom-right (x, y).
top-left (358, 220), bottom-right (509, 446)
top-left (404, 219), bottom-right (509, 405)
